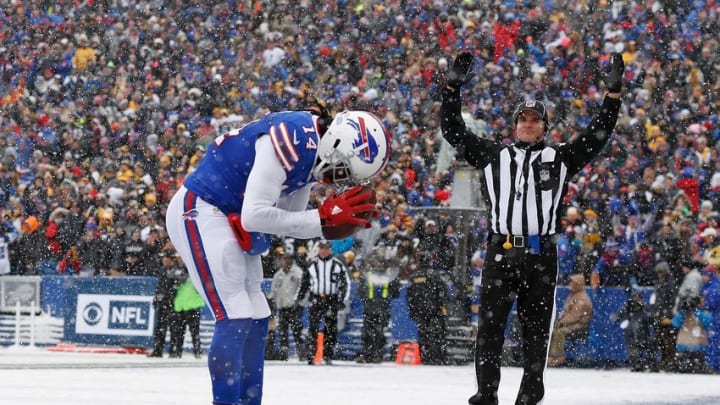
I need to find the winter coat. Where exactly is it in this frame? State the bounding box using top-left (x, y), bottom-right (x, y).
top-left (269, 264), bottom-right (304, 309)
top-left (673, 308), bottom-right (711, 352)
top-left (407, 268), bottom-right (448, 323)
top-left (358, 270), bottom-right (400, 316)
top-left (558, 289), bottom-right (593, 329)
top-left (174, 279), bottom-right (205, 312)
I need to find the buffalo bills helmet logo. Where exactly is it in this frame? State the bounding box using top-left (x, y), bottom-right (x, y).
top-left (347, 117), bottom-right (379, 164)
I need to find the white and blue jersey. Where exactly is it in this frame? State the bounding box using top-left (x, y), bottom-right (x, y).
top-left (184, 111), bottom-right (321, 214)
top-left (181, 111), bottom-right (323, 255)
top-left (165, 110), bottom-right (330, 405)
top-left (166, 110), bottom-right (327, 320)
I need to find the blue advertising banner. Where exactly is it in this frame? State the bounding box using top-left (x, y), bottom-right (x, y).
top-left (62, 277), bottom-right (158, 347)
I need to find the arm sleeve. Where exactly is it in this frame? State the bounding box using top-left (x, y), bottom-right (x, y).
top-left (441, 88), bottom-right (494, 168)
top-left (241, 136), bottom-right (323, 239)
top-left (565, 96), bottom-right (622, 175)
top-left (276, 183), bottom-right (313, 212)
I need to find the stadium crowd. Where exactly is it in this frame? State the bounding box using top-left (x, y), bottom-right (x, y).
top-left (0, 0), bottom-right (718, 371)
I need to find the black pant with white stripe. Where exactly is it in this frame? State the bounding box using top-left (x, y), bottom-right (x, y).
top-left (469, 236), bottom-right (558, 405)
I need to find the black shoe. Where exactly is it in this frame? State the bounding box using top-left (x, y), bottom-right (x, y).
top-left (468, 392), bottom-right (497, 405)
top-left (324, 358), bottom-right (333, 365)
top-left (355, 355), bottom-right (367, 364)
top-left (169, 352), bottom-right (181, 359)
top-left (147, 352), bottom-right (162, 358)
top-left (307, 358), bottom-right (315, 365)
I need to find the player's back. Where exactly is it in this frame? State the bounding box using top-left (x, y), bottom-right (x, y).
top-left (184, 111), bottom-right (320, 214)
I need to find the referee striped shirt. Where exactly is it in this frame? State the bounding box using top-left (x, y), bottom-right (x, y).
top-left (442, 93), bottom-right (621, 236)
top-left (298, 256), bottom-right (350, 302)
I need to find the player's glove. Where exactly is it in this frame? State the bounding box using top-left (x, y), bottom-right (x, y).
top-left (319, 185), bottom-right (375, 233)
top-left (446, 52), bottom-right (475, 91)
top-left (605, 53), bottom-right (625, 93)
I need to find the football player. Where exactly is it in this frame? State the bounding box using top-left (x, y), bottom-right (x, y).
top-left (165, 105), bottom-right (390, 405)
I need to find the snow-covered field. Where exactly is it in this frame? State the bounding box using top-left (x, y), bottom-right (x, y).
top-left (1, 348), bottom-right (719, 405)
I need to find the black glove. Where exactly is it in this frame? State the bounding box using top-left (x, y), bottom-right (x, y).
top-left (446, 52), bottom-right (474, 90)
top-left (605, 53), bottom-right (625, 93)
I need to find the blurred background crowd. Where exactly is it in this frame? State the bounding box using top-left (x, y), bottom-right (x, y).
top-left (0, 0), bottom-right (718, 369)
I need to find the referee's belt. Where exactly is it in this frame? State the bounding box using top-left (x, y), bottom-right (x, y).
top-left (488, 234), bottom-right (556, 249)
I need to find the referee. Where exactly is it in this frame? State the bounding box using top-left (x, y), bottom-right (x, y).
top-left (442, 52), bottom-right (625, 405)
top-left (297, 239), bottom-right (350, 365)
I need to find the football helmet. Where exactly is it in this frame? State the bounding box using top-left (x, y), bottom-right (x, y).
top-left (312, 110), bottom-right (391, 186)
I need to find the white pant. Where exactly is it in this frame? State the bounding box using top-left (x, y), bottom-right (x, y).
top-left (165, 186), bottom-right (271, 320)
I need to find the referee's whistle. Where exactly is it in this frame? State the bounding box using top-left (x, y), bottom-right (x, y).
top-left (503, 234), bottom-right (512, 250)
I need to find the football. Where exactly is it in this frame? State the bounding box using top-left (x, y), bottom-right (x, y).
top-left (321, 185), bottom-right (377, 240)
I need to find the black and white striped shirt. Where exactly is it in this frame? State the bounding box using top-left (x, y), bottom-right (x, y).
top-left (298, 255), bottom-right (350, 302)
top-left (442, 94), bottom-right (621, 236)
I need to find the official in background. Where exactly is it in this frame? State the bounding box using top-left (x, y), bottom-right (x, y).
top-left (442, 52), bottom-right (624, 405)
top-left (297, 239), bottom-right (350, 365)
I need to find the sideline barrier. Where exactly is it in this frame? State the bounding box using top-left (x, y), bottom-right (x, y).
top-left (15, 276), bottom-right (642, 366)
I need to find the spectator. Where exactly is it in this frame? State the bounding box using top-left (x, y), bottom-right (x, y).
top-left (674, 259), bottom-right (705, 314)
top-left (672, 296), bottom-right (713, 374)
top-left (613, 290), bottom-right (656, 372)
top-left (591, 237), bottom-right (631, 289)
top-left (12, 216), bottom-right (44, 275)
top-left (700, 267), bottom-right (720, 373)
top-left (548, 274), bottom-right (593, 367)
top-left (651, 221), bottom-right (684, 284)
top-left (44, 207), bottom-right (70, 265)
top-left (557, 226), bottom-right (582, 285)
top-left (74, 227), bottom-right (106, 276)
top-left (0, 211), bottom-right (19, 275)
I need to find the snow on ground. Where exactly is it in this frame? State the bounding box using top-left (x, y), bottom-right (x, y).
top-left (1, 347), bottom-right (719, 405)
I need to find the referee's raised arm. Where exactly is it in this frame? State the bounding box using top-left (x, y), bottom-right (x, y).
top-left (441, 52), bottom-right (625, 405)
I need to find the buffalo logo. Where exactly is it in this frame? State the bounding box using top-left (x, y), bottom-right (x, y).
top-left (348, 117), bottom-right (379, 163)
top-left (181, 209), bottom-right (199, 221)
